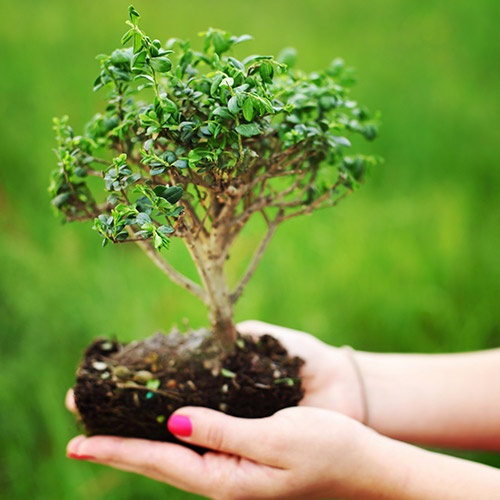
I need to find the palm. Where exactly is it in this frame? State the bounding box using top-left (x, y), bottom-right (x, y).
top-left (237, 321), bottom-right (364, 421)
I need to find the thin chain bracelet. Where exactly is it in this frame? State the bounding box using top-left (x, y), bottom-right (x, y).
top-left (341, 345), bottom-right (370, 426)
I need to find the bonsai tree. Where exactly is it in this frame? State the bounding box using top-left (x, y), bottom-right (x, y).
top-left (50, 6), bottom-right (379, 440)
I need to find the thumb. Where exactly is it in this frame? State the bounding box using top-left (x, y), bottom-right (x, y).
top-left (167, 407), bottom-right (280, 465)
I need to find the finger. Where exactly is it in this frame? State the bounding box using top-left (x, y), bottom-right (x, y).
top-left (237, 320), bottom-right (305, 337)
top-left (67, 434), bottom-right (209, 495)
top-left (236, 320), bottom-right (314, 358)
top-left (167, 407), bottom-right (287, 467)
top-left (65, 389), bottom-right (77, 414)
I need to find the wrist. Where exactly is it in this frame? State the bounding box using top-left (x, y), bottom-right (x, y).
top-left (318, 344), bottom-right (368, 423)
top-left (322, 422), bottom-right (403, 500)
top-left (352, 431), bottom-right (411, 499)
top-left (340, 346), bottom-right (370, 426)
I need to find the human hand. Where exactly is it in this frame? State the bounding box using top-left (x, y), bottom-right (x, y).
top-left (67, 404), bottom-right (383, 500)
top-left (237, 320), bottom-right (366, 422)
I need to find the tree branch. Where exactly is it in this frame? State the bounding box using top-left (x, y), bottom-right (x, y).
top-left (280, 189), bottom-right (352, 222)
top-left (182, 198), bottom-right (207, 237)
top-left (272, 171), bottom-right (344, 209)
top-left (230, 213), bottom-right (282, 304)
top-left (131, 233), bottom-right (208, 305)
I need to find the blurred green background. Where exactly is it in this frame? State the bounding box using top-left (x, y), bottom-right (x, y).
top-left (1, 0), bottom-right (499, 498)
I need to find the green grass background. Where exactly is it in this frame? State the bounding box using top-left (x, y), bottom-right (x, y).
top-left (1, 0), bottom-right (499, 498)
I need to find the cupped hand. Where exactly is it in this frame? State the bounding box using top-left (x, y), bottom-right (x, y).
top-left (237, 320), bottom-right (365, 421)
top-left (67, 404), bottom-right (381, 500)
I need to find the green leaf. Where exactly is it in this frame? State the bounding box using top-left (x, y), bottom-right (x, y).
top-left (150, 57), bottom-right (172, 73)
top-left (231, 34), bottom-right (252, 45)
top-left (165, 206), bottom-right (184, 217)
top-left (149, 166), bottom-right (166, 175)
top-left (131, 50), bottom-right (147, 69)
top-left (135, 74), bottom-right (155, 85)
top-left (328, 57), bottom-right (344, 77)
top-left (52, 192), bottom-right (71, 208)
top-left (129, 5), bottom-right (140, 23)
top-left (274, 377), bottom-right (295, 386)
top-left (74, 167), bottom-right (87, 177)
top-left (110, 49), bottom-right (131, 65)
top-left (235, 123), bottom-right (260, 137)
top-left (116, 230), bottom-right (129, 241)
top-left (154, 233), bottom-right (162, 249)
top-left (210, 73), bottom-right (224, 96)
top-left (121, 29), bottom-right (133, 45)
top-left (213, 32), bottom-right (229, 55)
top-left (220, 76), bottom-right (234, 88)
top-left (136, 212), bottom-right (151, 226)
top-left (146, 379), bottom-right (160, 390)
top-left (93, 74), bottom-right (104, 92)
top-left (259, 61), bottom-right (274, 84)
top-left (228, 95), bottom-right (239, 115)
top-left (221, 368), bottom-right (236, 378)
top-left (154, 185), bottom-right (183, 203)
top-left (277, 47), bottom-right (297, 68)
top-left (242, 98), bottom-right (255, 121)
top-left (332, 136), bottom-right (351, 147)
top-left (242, 54), bottom-right (273, 65)
top-left (213, 107), bottom-right (232, 119)
top-left (249, 93), bottom-right (274, 114)
top-left (173, 159), bottom-right (188, 169)
top-left (158, 225), bottom-right (175, 234)
top-left (133, 32), bottom-right (143, 54)
top-left (228, 57), bottom-right (245, 71)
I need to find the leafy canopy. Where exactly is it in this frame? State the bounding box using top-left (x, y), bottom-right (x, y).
top-left (50, 5), bottom-right (380, 256)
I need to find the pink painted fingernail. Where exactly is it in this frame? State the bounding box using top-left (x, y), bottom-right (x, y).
top-left (168, 415), bottom-right (192, 437)
top-left (67, 453), bottom-right (96, 460)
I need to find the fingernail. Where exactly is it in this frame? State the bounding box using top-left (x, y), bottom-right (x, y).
top-left (168, 414), bottom-right (192, 437)
top-left (67, 453), bottom-right (96, 460)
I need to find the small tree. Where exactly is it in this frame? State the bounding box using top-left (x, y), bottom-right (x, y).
top-left (50, 6), bottom-right (379, 353)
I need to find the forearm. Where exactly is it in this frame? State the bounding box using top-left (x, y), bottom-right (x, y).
top-left (354, 432), bottom-right (500, 500)
top-left (354, 349), bottom-right (500, 449)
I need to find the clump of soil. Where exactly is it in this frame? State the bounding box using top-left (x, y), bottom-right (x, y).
top-left (74, 328), bottom-right (304, 442)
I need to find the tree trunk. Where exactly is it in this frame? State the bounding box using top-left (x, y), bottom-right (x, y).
top-left (183, 229), bottom-right (237, 351)
top-left (203, 257), bottom-right (237, 351)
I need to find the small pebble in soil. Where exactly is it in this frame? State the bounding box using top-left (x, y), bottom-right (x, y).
top-left (100, 341), bottom-right (114, 351)
top-left (113, 365), bottom-right (132, 380)
top-left (92, 361), bottom-right (108, 371)
top-left (255, 383), bottom-right (271, 389)
top-left (166, 379), bottom-right (176, 388)
top-left (121, 381), bottom-right (139, 388)
top-left (221, 384), bottom-right (229, 393)
top-left (133, 392), bottom-right (140, 408)
top-left (133, 370), bottom-right (154, 384)
top-left (186, 380), bottom-right (196, 391)
top-left (219, 403), bottom-right (228, 412)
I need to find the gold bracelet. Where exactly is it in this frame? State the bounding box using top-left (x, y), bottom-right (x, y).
top-left (341, 345), bottom-right (370, 426)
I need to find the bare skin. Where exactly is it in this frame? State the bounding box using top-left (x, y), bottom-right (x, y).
top-left (65, 321), bottom-right (500, 499)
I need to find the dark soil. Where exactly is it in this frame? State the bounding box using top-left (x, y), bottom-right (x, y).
top-left (74, 328), bottom-right (304, 443)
